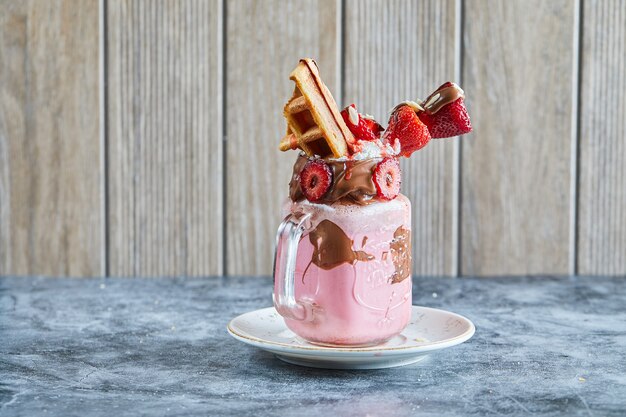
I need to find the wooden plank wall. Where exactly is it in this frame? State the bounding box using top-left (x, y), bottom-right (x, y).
top-left (1, 0), bottom-right (625, 278)
top-left (0, 0), bottom-right (102, 276)
top-left (462, 0), bottom-right (576, 275)
top-left (578, 0), bottom-right (626, 275)
top-left (107, 0), bottom-right (223, 276)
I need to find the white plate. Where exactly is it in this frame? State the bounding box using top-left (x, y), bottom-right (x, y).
top-left (227, 306), bottom-right (475, 369)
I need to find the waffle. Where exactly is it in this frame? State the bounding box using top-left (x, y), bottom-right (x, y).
top-left (280, 59), bottom-right (354, 158)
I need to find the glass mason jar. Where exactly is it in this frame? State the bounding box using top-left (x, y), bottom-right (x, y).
top-left (273, 155), bottom-right (412, 347)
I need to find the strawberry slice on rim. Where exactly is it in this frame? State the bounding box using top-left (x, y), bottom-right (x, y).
top-left (299, 159), bottom-right (333, 202)
top-left (373, 157), bottom-right (402, 201)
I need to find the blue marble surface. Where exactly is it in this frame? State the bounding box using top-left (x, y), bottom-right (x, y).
top-left (0, 276), bottom-right (625, 416)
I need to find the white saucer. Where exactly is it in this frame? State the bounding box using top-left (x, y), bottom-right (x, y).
top-left (227, 306), bottom-right (475, 369)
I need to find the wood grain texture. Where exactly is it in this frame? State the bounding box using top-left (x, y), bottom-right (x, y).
top-left (107, 0), bottom-right (223, 276)
top-left (344, 0), bottom-right (458, 276)
top-left (577, 0), bottom-right (626, 275)
top-left (226, 0), bottom-right (339, 275)
top-left (0, 0), bottom-right (101, 276)
top-left (461, 0), bottom-right (575, 275)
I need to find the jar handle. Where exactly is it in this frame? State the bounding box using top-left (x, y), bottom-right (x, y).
top-left (272, 211), bottom-right (312, 321)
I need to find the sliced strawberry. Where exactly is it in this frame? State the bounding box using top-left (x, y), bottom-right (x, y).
top-left (340, 104), bottom-right (384, 142)
top-left (373, 157), bottom-right (401, 201)
top-left (383, 105), bottom-right (431, 157)
top-left (299, 159), bottom-right (333, 202)
top-left (418, 82), bottom-right (472, 138)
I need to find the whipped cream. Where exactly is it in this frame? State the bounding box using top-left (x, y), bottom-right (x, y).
top-left (329, 139), bottom-right (398, 162)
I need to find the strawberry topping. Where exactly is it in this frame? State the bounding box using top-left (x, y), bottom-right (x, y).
top-left (373, 158), bottom-right (402, 201)
top-left (341, 104), bottom-right (384, 142)
top-left (299, 159), bottom-right (333, 202)
top-left (382, 105), bottom-right (431, 157)
top-left (418, 82), bottom-right (472, 138)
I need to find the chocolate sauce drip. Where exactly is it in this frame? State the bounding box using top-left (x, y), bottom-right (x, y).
top-left (389, 226), bottom-right (411, 283)
top-left (289, 154), bottom-right (381, 205)
top-left (307, 220), bottom-right (374, 271)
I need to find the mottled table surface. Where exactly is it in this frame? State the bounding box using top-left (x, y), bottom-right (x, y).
top-left (0, 276), bottom-right (625, 416)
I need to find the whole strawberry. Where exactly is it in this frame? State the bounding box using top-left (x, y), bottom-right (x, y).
top-left (383, 105), bottom-right (431, 157)
top-left (418, 82), bottom-right (472, 139)
top-left (340, 104), bottom-right (383, 142)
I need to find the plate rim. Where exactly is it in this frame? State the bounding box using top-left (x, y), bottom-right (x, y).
top-left (227, 305), bottom-right (475, 356)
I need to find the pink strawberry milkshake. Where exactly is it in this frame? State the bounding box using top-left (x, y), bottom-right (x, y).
top-left (274, 155), bottom-right (412, 346)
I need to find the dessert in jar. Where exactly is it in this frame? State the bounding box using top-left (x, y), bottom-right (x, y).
top-left (273, 58), bottom-right (472, 346)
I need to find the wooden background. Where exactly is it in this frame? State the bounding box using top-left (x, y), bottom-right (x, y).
top-left (1, 0), bottom-right (624, 278)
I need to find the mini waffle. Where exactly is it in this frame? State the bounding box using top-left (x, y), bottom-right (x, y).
top-left (280, 59), bottom-right (354, 158)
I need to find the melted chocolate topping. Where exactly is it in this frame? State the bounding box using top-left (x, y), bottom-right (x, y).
top-left (423, 84), bottom-right (465, 115)
top-left (289, 154), bottom-right (381, 205)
